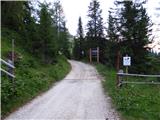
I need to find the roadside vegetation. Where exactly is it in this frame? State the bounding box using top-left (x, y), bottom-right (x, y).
top-left (1, 28), bottom-right (71, 118)
top-left (1, 1), bottom-right (71, 118)
top-left (1, 0), bottom-right (160, 119)
top-left (96, 64), bottom-right (160, 120)
top-left (73, 0), bottom-right (160, 119)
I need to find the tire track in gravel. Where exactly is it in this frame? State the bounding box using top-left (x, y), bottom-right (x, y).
top-left (5, 60), bottom-right (120, 120)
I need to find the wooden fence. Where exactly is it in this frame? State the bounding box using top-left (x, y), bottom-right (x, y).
top-left (117, 70), bottom-right (160, 87)
top-left (1, 58), bottom-right (15, 78)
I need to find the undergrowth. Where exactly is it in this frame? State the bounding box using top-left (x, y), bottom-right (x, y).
top-left (1, 28), bottom-right (71, 118)
top-left (95, 64), bottom-right (160, 120)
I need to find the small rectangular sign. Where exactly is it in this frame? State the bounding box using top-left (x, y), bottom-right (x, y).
top-left (123, 56), bottom-right (131, 66)
top-left (91, 50), bottom-right (97, 56)
top-left (92, 50), bottom-right (97, 53)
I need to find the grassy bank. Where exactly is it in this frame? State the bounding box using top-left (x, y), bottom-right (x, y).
top-left (95, 64), bottom-right (160, 120)
top-left (1, 28), bottom-right (71, 118)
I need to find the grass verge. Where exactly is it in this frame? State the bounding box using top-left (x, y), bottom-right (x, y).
top-left (95, 63), bottom-right (160, 120)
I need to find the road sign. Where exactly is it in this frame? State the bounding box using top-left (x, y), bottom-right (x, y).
top-left (91, 50), bottom-right (97, 56)
top-left (89, 47), bottom-right (99, 63)
top-left (123, 56), bottom-right (131, 66)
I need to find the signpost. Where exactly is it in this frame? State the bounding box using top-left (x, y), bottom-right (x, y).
top-left (117, 55), bottom-right (160, 87)
top-left (123, 55), bottom-right (131, 73)
top-left (89, 47), bottom-right (99, 63)
top-left (123, 56), bottom-right (131, 66)
top-left (123, 55), bottom-right (131, 81)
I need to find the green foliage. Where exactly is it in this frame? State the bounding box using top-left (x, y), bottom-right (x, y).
top-left (96, 64), bottom-right (160, 120)
top-left (86, 0), bottom-right (104, 39)
top-left (1, 0), bottom-right (69, 118)
top-left (52, 0), bottom-right (71, 58)
top-left (58, 22), bottom-right (71, 58)
top-left (85, 0), bottom-right (105, 62)
top-left (146, 54), bottom-right (160, 74)
top-left (1, 1), bottom-right (25, 31)
top-left (1, 28), bottom-right (71, 118)
top-left (22, 2), bottom-right (40, 54)
top-left (73, 17), bottom-right (85, 60)
top-left (106, 0), bottom-right (153, 73)
top-left (38, 2), bottom-right (58, 63)
top-left (1, 1), bottom-right (70, 62)
top-left (73, 37), bottom-right (81, 60)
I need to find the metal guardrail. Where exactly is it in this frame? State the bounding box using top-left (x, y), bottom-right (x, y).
top-left (117, 70), bottom-right (160, 87)
top-left (1, 58), bottom-right (15, 78)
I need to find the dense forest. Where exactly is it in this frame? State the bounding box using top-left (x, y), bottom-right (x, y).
top-left (1, 0), bottom-right (159, 75)
top-left (1, 1), bottom-right (71, 61)
top-left (1, 0), bottom-right (71, 117)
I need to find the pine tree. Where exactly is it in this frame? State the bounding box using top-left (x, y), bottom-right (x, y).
top-left (77, 17), bottom-right (84, 41)
top-left (52, 0), bottom-right (65, 33)
top-left (73, 37), bottom-right (81, 60)
top-left (110, 0), bottom-right (152, 73)
top-left (59, 21), bottom-right (70, 58)
top-left (22, 1), bottom-right (39, 54)
top-left (1, 1), bottom-right (25, 31)
top-left (76, 17), bottom-right (84, 59)
top-left (39, 2), bottom-right (57, 63)
top-left (105, 11), bottom-right (119, 66)
top-left (86, 0), bottom-right (105, 62)
top-left (52, 0), bottom-right (70, 57)
top-left (86, 0), bottom-right (104, 47)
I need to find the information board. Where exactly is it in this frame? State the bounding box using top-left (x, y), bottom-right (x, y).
top-left (91, 49), bottom-right (97, 56)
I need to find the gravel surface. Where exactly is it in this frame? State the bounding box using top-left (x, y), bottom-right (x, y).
top-left (5, 60), bottom-right (120, 120)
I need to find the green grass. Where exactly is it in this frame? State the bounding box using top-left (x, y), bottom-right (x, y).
top-left (95, 64), bottom-right (160, 120)
top-left (1, 28), bottom-right (71, 118)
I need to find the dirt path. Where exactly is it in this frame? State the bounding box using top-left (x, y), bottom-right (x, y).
top-left (5, 60), bottom-right (120, 120)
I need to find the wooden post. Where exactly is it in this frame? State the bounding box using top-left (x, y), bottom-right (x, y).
top-left (97, 47), bottom-right (99, 63)
top-left (126, 66), bottom-right (128, 73)
top-left (12, 39), bottom-right (14, 65)
top-left (125, 66), bottom-right (128, 81)
top-left (89, 48), bottom-right (92, 63)
top-left (125, 54), bottom-right (129, 81)
top-left (116, 51), bottom-right (120, 71)
top-left (117, 69), bottom-right (123, 88)
top-left (116, 51), bottom-right (120, 86)
top-left (12, 39), bottom-right (15, 92)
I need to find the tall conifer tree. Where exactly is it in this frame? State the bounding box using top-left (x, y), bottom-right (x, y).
top-left (108, 0), bottom-right (152, 73)
top-left (86, 0), bottom-right (105, 62)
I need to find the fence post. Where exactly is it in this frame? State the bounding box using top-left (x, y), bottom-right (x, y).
top-left (97, 47), bottom-right (99, 63)
top-left (117, 69), bottom-right (123, 87)
top-left (89, 48), bottom-right (92, 63)
top-left (12, 39), bottom-right (16, 93)
top-left (116, 51), bottom-right (120, 71)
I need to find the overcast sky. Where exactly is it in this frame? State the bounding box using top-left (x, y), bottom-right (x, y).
top-left (60, 0), bottom-right (114, 35)
top-left (39, 0), bottom-right (160, 52)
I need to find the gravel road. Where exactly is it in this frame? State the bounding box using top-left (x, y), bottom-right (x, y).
top-left (5, 60), bottom-right (120, 120)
